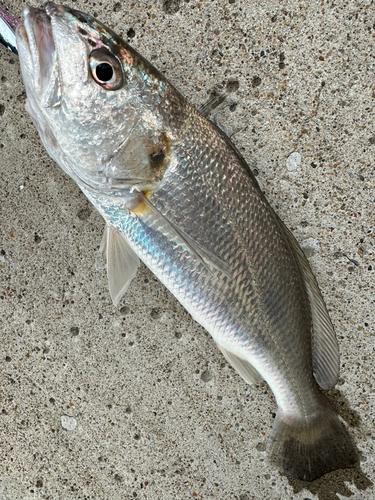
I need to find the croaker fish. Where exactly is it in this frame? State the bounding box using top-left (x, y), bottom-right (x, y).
top-left (10, 3), bottom-right (357, 481)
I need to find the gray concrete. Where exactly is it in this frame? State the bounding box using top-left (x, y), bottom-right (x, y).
top-left (0, 0), bottom-right (374, 498)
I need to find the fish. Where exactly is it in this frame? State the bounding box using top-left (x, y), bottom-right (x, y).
top-left (8, 2), bottom-right (357, 481)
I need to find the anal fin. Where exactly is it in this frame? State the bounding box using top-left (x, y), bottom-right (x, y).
top-left (99, 224), bottom-right (140, 307)
top-left (217, 344), bottom-right (263, 385)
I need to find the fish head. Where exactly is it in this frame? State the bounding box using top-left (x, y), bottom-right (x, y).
top-left (16, 3), bottom-right (175, 194)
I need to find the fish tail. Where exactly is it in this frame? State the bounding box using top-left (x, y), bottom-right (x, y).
top-left (268, 403), bottom-right (358, 481)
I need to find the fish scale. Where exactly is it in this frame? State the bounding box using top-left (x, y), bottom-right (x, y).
top-left (90, 108), bottom-right (316, 404)
top-left (11, 2), bottom-right (357, 481)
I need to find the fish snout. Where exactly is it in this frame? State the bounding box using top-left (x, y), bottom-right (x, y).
top-left (16, 6), bottom-right (57, 104)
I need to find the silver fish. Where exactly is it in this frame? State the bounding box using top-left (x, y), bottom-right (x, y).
top-left (13, 3), bottom-right (357, 481)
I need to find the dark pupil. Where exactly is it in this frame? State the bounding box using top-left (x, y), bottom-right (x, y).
top-left (96, 63), bottom-right (113, 82)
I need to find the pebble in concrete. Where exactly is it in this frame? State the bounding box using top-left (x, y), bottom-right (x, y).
top-left (61, 416), bottom-right (77, 431)
top-left (286, 152), bottom-right (301, 171)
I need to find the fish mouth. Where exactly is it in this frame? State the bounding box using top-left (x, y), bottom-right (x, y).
top-left (16, 3), bottom-right (95, 107)
top-left (16, 5), bottom-right (59, 107)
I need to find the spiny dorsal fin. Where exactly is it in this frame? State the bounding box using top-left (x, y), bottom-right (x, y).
top-left (101, 224), bottom-right (140, 307)
top-left (197, 93), bottom-right (227, 118)
top-left (279, 223), bottom-right (340, 390)
top-left (217, 344), bottom-right (264, 385)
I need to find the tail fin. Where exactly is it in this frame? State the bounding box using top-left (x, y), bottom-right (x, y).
top-left (268, 405), bottom-right (358, 481)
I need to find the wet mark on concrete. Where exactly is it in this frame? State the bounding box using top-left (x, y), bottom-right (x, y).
top-left (226, 80), bottom-right (239, 92)
top-left (252, 76), bottom-right (262, 87)
top-left (163, 0), bottom-right (181, 14)
top-left (200, 370), bottom-right (212, 382)
top-left (255, 442), bottom-right (266, 452)
top-left (70, 326), bottom-right (79, 336)
top-left (151, 308), bottom-right (162, 319)
top-left (77, 207), bottom-right (91, 221)
top-left (119, 305), bottom-right (130, 315)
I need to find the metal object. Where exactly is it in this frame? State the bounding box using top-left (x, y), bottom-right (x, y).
top-left (0, 3), bottom-right (19, 54)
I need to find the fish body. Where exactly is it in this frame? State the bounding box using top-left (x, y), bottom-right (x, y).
top-left (14, 3), bottom-right (357, 481)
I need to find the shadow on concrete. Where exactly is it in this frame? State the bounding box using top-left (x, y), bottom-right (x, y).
top-left (287, 388), bottom-right (372, 499)
top-left (287, 466), bottom-right (372, 500)
top-left (325, 387), bottom-right (361, 428)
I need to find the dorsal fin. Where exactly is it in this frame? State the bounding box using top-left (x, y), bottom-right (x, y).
top-left (216, 344), bottom-right (264, 385)
top-left (280, 223), bottom-right (340, 389)
top-left (99, 224), bottom-right (140, 307)
top-left (197, 93), bottom-right (227, 118)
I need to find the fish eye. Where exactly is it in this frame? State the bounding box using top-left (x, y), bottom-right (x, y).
top-left (96, 63), bottom-right (113, 82)
top-left (89, 49), bottom-right (123, 90)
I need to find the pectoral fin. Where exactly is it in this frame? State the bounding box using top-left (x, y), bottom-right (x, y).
top-left (217, 344), bottom-right (263, 385)
top-left (131, 191), bottom-right (233, 280)
top-left (101, 224), bottom-right (140, 307)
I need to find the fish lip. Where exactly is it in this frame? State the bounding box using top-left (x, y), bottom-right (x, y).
top-left (17, 6), bottom-right (56, 101)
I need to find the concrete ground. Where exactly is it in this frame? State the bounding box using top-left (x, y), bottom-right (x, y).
top-left (0, 0), bottom-right (374, 499)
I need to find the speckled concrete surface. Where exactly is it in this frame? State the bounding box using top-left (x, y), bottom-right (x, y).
top-left (0, 1), bottom-right (374, 499)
